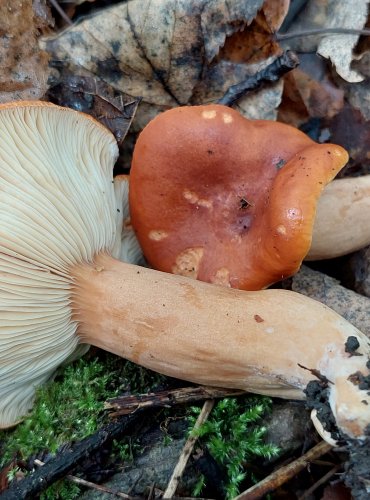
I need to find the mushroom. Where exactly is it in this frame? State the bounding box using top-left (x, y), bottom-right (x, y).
top-left (129, 104), bottom-right (348, 290)
top-left (113, 175), bottom-right (145, 265)
top-left (307, 174), bottom-right (370, 260)
top-left (0, 101), bottom-right (369, 444)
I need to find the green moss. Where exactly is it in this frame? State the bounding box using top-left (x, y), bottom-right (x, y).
top-left (189, 396), bottom-right (280, 499)
top-left (0, 352), bottom-right (164, 499)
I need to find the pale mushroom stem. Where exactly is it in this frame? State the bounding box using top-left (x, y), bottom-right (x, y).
top-left (308, 175), bottom-right (370, 260)
top-left (72, 254), bottom-right (370, 440)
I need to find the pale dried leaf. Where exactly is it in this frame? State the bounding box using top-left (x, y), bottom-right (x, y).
top-left (42, 0), bottom-right (263, 106)
top-left (317, 0), bottom-right (369, 83)
top-left (0, 1), bottom-right (53, 102)
top-left (236, 81), bottom-right (283, 120)
top-left (41, 0), bottom-right (285, 128)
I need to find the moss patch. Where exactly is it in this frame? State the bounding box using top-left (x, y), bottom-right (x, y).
top-left (189, 396), bottom-right (280, 498)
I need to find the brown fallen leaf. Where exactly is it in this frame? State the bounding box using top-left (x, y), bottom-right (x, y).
top-left (0, 0), bottom-right (53, 103)
top-left (323, 103), bottom-right (370, 176)
top-left (41, 0), bottom-right (288, 128)
top-left (217, 0), bottom-right (290, 64)
top-left (321, 482), bottom-right (352, 500)
top-left (278, 53), bottom-right (344, 127)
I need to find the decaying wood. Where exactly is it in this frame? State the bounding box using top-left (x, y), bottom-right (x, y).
top-left (233, 441), bottom-right (332, 500)
top-left (163, 400), bottom-right (215, 498)
top-left (105, 386), bottom-right (245, 417)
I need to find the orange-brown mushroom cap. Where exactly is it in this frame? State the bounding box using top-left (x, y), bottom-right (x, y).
top-left (129, 104), bottom-right (348, 290)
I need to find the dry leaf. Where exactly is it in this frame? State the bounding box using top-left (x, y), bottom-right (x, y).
top-left (47, 75), bottom-right (140, 146)
top-left (347, 80), bottom-right (370, 121)
top-left (277, 72), bottom-right (310, 127)
top-left (317, 0), bottom-right (369, 83)
top-left (0, 0), bottom-right (53, 102)
top-left (42, 0), bottom-right (287, 127)
top-left (281, 0), bottom-right (369, 82)
top-left (217, 0), bottom-right (290, 64)
top-left (324, 103), bottom-right (370, 177)
top-left (42, 0), bottom-right (263, 106)
top-left (263, 0), bottom-right (291, 31)
top-left (278, 53), bottom-right (344, 127)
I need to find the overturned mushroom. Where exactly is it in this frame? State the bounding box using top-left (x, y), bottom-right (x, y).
top-left (0, 102), bottom-right (369, 444)
top-left (113, 175), bottom-right (145, 266)
top-left (129, 104), bottom-right (348, 290)
top-left (308, 175), bottom-right (370, 260)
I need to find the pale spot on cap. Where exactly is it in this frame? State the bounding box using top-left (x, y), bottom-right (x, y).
top-left (172, 247), bottom-right (204, 279)
top-left (211, 268), bottom-right (231, 287)
top-left (222, 113), bottom-right (233, 124)
top-left (148, 230), bottom-right (168, 241)
top-left (276, 224), bottom-right (287, 236)
top-left (183, 189), bottom-right (212, 209)
top-left (265, 326), bottom-right (274, 334)
top-left (202, 110), bottom-right (217, 119)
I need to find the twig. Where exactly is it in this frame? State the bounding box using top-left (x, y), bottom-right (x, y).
top-left (217, 51), bottom-right (299, 108)
top-left (154, 491), bottom-right (214, 500)
top-left (162, 400), bottom-right (215, 498)
top-left (106, 386), bottom-right (244, 416)
top-left (49, 0), bottom-right (73, 26)
top-left (233, 441), bottom-right (332, 500)
top-left (298, 464), bottom-right (341, 499)
top-left (34, 460), bottom-right (134, 499)
top-left (276, 27), bottom-right (370, 42)
top-left (0, 411), bottom-right (145, 500)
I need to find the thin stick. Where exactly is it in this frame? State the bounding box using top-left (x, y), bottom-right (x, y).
top-left (162, 399), bottom-right (215, 498)
top-left (217, 51), bottom-right (299, 107)
top-left (298, 464), bottom-right (341, 499)
top-left (276, 27), bottom-right (370, 42)
top-left (49, 0), bottom-right (73, 26)
top-left (106, 386), bottom-right (244, 416)
top-left (233, 441), bottom-right (332, 500)
top-left (34, 460), bottom-right (134, 499)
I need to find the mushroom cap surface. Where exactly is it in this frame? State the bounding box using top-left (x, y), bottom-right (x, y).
top-left (130, 104), bottom-right (348, 290)
top-left (0, 101), bottom-right (122, 428)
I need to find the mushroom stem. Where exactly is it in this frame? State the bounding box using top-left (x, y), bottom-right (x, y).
top-left (308, 175), bottom-right (370, 260)
top-left (71, 253), bottom-right (370, 440)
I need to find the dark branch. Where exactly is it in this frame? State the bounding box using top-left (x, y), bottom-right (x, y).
top-left (276, 27), bottom-right (370, 42)
top-left (217, 51), bottom-right (299, 108)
